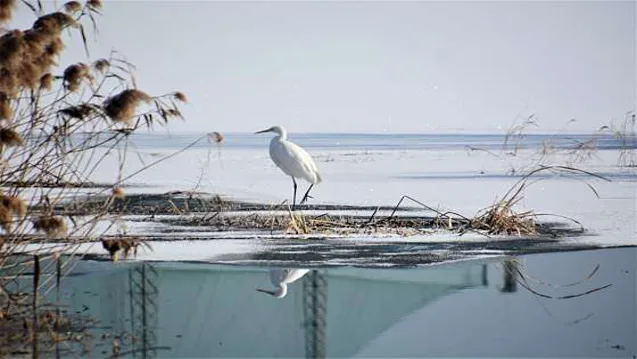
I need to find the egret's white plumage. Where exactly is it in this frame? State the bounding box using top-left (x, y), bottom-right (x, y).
top-left (256, 268), bottom-right (310, 298)
top-left (256, 125), bottom-right (321, 209)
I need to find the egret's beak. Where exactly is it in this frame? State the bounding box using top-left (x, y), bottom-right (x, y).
top-left (256, 288), bottom-right (277, 296)
top-left (255, 127), bottom-right (273, 134)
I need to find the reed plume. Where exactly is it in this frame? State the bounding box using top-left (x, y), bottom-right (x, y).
top-left (0, 92), bottom-right (11, 121)
top-left (0, 0), bottom-right (16, 23)
top-left (63, 63), bottom-right (93, 92)
top-left (103, 89), bottom-right (151, 122)
top-left (63, 1), bottom-right (82, 13)
top-left (33, 215), bottom-right (67, 237)
top-left (0, 127), bottom-right (23, 146)
top-left (0, 194), bottom-right (26, 232)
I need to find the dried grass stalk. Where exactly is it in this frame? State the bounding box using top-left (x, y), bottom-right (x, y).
top-left (103, 89), bottom-right (151, 122)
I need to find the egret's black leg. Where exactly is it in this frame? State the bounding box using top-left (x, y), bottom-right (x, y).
top-left (292, 177), bottom-right (298, 211)
top-left (300, 184), bottom-right (314, 205)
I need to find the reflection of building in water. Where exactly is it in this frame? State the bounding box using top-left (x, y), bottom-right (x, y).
top-left (501, 258), bottom-right (519, 293)
top-left (303, 270), bottom-right (328, 359)
top-left (158, 262), bottom-right (485, 357)
top-left (51, 261), bottom-right (160, 358)
top-left (59, 260), bottom-right (488, 358)
top-left (128, 262), bottom-right (159, 358)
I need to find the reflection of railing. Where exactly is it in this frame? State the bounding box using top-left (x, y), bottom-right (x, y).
top-left (129, 262), bottom-right (159, 358)
top-left (303, 270), bottom-right (328, 359)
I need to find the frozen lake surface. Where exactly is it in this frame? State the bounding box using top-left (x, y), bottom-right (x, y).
top-left (16, 131), bottom-right (636, 263)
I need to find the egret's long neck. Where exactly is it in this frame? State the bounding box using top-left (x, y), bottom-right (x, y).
top-left (276, 128), bottom-right (288, 141)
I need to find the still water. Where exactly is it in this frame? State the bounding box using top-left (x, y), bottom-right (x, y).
top-left (27, 247), bottom-right (634, 357)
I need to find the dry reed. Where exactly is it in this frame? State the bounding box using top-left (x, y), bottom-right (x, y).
top-left (32, 215), bottom-right (67, 237)
top-left (174, 91), bottom-right (188, 103)
top-left (101, 237), bottom-right (140, 261)
top-left (104, 89), bottom-right (151, 122)
top-left (0, 91), bottom-right (11, 120)
top-left (59, 104), bottom-right (96, 119)
top-left (87, 0), bottom-right (102, 10)
top-left (0, 127), bottom-right (23, 146)
top-left (39, 72), bottom-right (53, 90)
top-left (471, 165), bottom-right (609, 235)
top-left (0, 193), bottom-right (26, 232)
top-left (63, 1), bottom-right (82, 13)
top-left (93, 58), bottom-right (110, 73)
top-left (0, 0), bottom-right (16, 23)
top-left (63, 63), bottom-right (93, 92)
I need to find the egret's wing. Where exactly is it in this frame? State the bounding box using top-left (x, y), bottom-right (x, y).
top-left (278, 141), bottom-right (321, 184)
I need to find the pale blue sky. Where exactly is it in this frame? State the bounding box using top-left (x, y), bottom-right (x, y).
top-left (12, 1), bottom-right (637, 133)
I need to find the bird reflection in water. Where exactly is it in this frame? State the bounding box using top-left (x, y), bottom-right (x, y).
top-left (256, 268), bottom-right (310, 298)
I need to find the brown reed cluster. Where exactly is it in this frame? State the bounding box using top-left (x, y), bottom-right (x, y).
top-left (101, 237), bottom-right (139, 261)
top-left (63, 62), bottom-right (94, 92)
top-left (87, 0), bottom-right (102, 10)
top-left (471, 200), bottom-right (536, 236)
top-left (0, 193), bottom-right (26, 232)
top-left (0, 0), bottom-right (16, 23)
top-left (93, 58), bottom-right (110, 73)
top-left (0, 91), bottom-right (10, 120)
top-left (0, 12), bottom-right (75, 96)
top-left (174, 91), bottom-right (188, 103)
top-left (0, 127), bottom-right (23, 146)
top-left (104, 89), bottom-right (152, 122)
top-left (32, 215), bottom-right (67, 237)
top-left (58, 103), bottom-right (97, 120)
top-left (63, 1), bottom-right (82, 13)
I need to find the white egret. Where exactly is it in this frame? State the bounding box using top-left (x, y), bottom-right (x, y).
top-left (255, 125), bottom-right (321, 210)
top-left (256, 268), bottom-right (310, 299)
